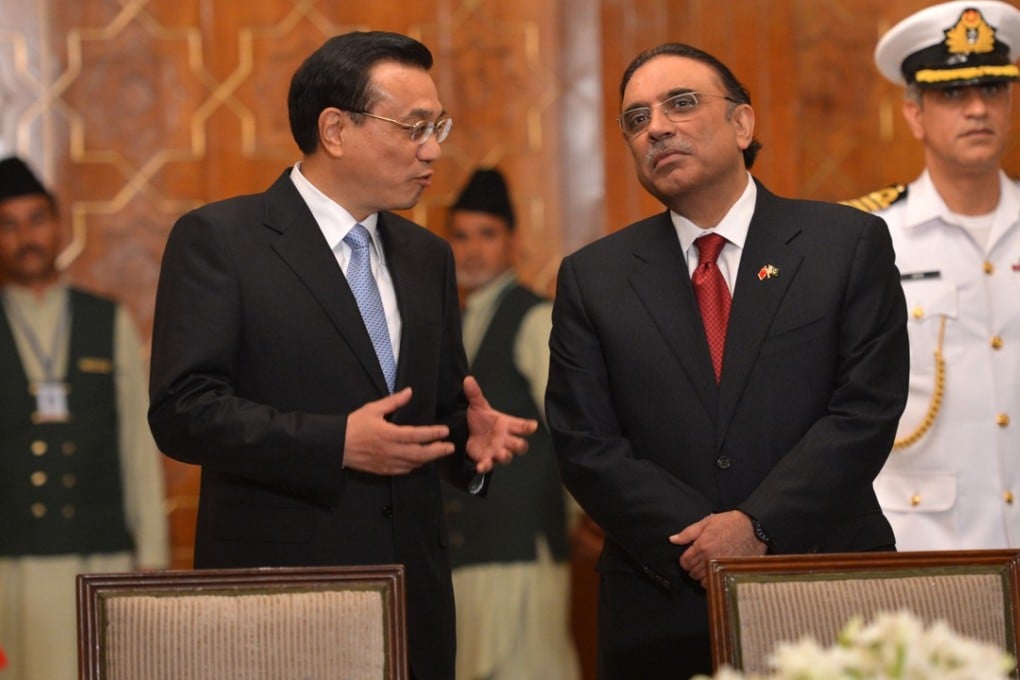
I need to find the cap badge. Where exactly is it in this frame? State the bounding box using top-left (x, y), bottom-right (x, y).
top-left (945, 8), bottom-right (996, 55)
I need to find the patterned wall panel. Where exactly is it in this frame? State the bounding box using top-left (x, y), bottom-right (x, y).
top-left (0, 0), bottom-right (582, 571)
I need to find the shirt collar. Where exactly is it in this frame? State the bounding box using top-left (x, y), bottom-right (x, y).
top-left (464, 271), bottom-right (516, 316)
top-left (672, 171), bottom-right (756, 254)
top-left (903, 169), bottom-right (1020, 234)
top-left (289, 163), bottom-right (382, 258)
top-left (2, 280), bottom-right (68, 307)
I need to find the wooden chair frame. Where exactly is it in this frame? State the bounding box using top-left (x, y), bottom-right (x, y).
top-left (77, 564), bottom-right (408, 680)
top-left (706, 550), bottom-right (1020, 676)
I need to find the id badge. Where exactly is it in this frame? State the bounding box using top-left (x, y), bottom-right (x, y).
top-left (33, 381), bottom-right (70, 422)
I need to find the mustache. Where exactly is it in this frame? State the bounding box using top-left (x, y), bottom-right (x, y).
top-left (14, 244), bottom-right (48, 260)
top-left (645, 137), bottom-right (694, 163)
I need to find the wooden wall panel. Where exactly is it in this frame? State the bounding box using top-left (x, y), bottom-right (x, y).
top-left (597, 0), bottom-right (1020, 234)
top-left (0, 0), bottom-right (579, 570)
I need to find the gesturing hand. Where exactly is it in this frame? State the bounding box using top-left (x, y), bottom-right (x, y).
top-left (343, 387), bottom-right (455, 475)
top-left (464, 375), bottom-right (538, 474)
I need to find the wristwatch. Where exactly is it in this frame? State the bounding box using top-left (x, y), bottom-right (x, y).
top-left (749, 515), bottom-right (772, 546)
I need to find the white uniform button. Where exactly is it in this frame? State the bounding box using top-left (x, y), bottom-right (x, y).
top-left (983, 261), bottom-right (995, 274)
top-left (991, 336), bottom-right (1004, 350)
top-left (910, 494), bottom-right (921, 507)
top-left (911, 306), bottom-right (925, 319)
top-left (997, 413), bottom-right (1010, 427)
top-left (1005, 491), bottom-right (1015, 505)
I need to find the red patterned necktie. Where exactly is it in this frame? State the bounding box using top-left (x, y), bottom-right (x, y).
top-left (692, 232), bottom-right (731, 383)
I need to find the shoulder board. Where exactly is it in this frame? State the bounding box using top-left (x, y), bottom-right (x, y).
top-left (839, 184), bottom-right (908, 213)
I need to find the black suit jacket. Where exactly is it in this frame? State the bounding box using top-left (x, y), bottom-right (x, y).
top-left (149, 171), bottom-right (474, 680)
top-left (545, 181), bottom-right (908, 677)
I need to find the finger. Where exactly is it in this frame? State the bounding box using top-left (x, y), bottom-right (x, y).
top-left (499, 435), bottom-right (531, 456)
top-left (504, 416), bottom-right (538, 436)
top-left (387, 422), bottom-right (451, 445)
top-left (367, 386), bottom-right (413, 415)
top-left (474, 457), bottom-right (494, 475)
top-left (670, 521), bottom-right (703, 545)
top-left (463, 376), bottom-right (491, 409)
top-left (679, 547), bottom-right (699, 572)
top-left (400, 440), bottom-right (455, 464)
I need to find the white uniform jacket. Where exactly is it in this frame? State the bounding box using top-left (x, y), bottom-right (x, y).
top-left (873, 170), bottom-right (1020, 550)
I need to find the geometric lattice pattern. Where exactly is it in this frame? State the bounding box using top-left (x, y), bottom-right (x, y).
top-left (0, 0), bottom-right (579, 569)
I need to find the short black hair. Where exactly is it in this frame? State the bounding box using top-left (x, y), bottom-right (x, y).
top-left (288, 31), bottom-right (434, 154)
top-left (619, 42), bottom-right (763, 169)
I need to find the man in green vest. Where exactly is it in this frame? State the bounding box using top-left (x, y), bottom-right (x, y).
top-left (442, 168), bottom-right (580, 680)
top-left (0, 156), bottom-right (168, 680)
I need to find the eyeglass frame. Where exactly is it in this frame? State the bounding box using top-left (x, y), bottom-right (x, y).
top-left (617, 91), bottom-right (741, 137)
top-left (347, 109), bottom-right (453, 145)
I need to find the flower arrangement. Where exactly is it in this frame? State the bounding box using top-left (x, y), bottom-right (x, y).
top-left (693, 610), bottom-right (1015, 680)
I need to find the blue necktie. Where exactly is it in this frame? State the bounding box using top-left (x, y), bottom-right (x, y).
top-left (344, 224), bottom-right (396, 393)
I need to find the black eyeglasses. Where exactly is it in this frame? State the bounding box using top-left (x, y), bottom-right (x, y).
top-left (617, 91), bottom-right (740, 136)
top-left (349, 110), bottom-right (453, 145)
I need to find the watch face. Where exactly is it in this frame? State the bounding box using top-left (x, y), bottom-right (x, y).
top-left (753, 520), bottom-right (771, 544)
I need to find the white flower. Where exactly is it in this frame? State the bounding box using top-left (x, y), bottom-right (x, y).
top-left (700, 610), bottom-right (1015, 680)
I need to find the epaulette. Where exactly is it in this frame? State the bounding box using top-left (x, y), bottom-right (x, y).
top-left (839, 184), bottom-right (908, 213)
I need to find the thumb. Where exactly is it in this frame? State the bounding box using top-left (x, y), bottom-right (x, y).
top-left (670, 517), bottom-right (707, 545)
top-left (463, 376), bottom-right (489, 409)
top-left (369, 386), bottom-right (413, 415)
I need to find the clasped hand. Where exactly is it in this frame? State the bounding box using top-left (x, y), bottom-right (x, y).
top-left (342, 376), bottom-right (537, 475)
top-left (669, 510), bottom-right (767, 587)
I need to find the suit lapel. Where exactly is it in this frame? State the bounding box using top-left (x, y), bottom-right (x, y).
top-left (627, 212), bottom-right (719, 417)
top-left (718, 185), bottom-right (803, 433)
top-left (264, 173), bottom-right (390, 394)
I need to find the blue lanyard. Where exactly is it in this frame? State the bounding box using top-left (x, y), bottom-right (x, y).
top-left (2, 290), bottom-right (71, 382)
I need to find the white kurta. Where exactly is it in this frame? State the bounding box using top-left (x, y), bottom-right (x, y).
top-left (0, 283), bottom-right (169, 680)
top-left (454, 272), bottom-right (581, 680)
top-left (873, 171), bottom-right (1020, 550)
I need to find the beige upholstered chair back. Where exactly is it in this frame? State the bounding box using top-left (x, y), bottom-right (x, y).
top-left (706, 550), bottom-right (1020, 676)
top-left (77, 565), bottom-right (408, 680)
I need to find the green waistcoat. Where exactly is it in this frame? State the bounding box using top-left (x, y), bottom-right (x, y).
top-left (443, 284), bottom-right (569, 567)
top-left (0, 288), bottom-right (133, 556)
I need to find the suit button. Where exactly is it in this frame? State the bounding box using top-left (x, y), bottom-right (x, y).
top-left (61, 442), bottom-right (77, 456)
top-left (30, 471), bottom-right (48, 487)
top-left (31, 440), bottom-right (47, 456)
top-left (716, 456), bottom-right (731, 470)
top-left (31, 503), bottom-right (47, 518)
top-left (381, 504), bottom-right (393, 519)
